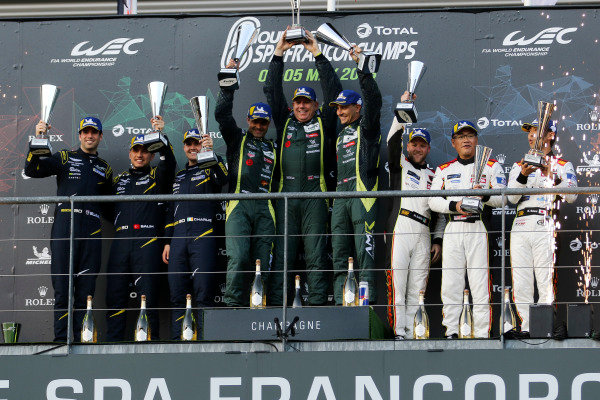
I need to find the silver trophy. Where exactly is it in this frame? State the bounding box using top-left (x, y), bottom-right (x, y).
top-left (523, 101), bottom-right (554, 168)
top-left (286, 0), bottom-right (308, 44)
top-left (144, 81), bottom-right (169, 153)
top-left (461, 145), bottom-right (492, 214)
top-left (315, 23), bottom-right (382, 74)
top-left (218, 21), bottom-right (259, 89)
top-left (29, 84), bottom-right (60, 156)
top-left (190, 96), bottom-right (219, 168)
top-left (395, 61), bottom-right (427, 124)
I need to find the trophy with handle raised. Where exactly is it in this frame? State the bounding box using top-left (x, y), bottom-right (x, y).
top-left (190, 96), bottom-right (219, 168)
top-left (218, 21), bottom-right (259, 89)
top-left (523, 101), bottom-right (554, 168)
top-left (29, 84), bottom-right (60, 156)
top-left (144, 81), bottom-right (169, 153)
top-left (286, 0), bottom-right (308, 44)
top-left (315, 23), bottom-right (382, 74)
top-left (461, 145), bottom-right (492, 214)
top-left (394, 61), bottom-right (427, 124)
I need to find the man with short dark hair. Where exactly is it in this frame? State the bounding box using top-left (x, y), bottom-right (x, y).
top-left (162, 129), bottom-right (228, 339)
top-left (329, 45), bottom-right (382, 305)
top-left (507, 119), bottom-right (577, 336)
top-left (25, 117), bottom-right (112, 342)
top-left (215, 62), bottom-right (276, 307)
top-left (429, 120), bottom-right (506, 338)
top-left (105, 115), bottom-right (176, 341)
top-left (263, 28), bottom-right (342, 305)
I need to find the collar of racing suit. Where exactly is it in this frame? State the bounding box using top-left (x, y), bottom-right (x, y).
top-left (457, 156), bottom-right (474, 165)
top-left (75, 147), bottom-right (98, 159)
top-left (129, 165), bottom-right (151, 175)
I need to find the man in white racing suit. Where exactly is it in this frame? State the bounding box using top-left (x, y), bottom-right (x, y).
top-left (507, 119), bottom-right (577, 335)
top-left (429, 120), bottom-right (506, 338)
top-left (387, 116), bottom-right (444, 339)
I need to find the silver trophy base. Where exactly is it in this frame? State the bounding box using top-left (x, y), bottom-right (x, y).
top-left (461, 197), bottom-right (483, 214)
top-left (29, 138), bottom-right (53, 157)
top-left (144, 132), bottom-right (168, 153)
top-left (523, 152), bottom-right (546, 168)
top-left (358, 52), bottom-right (382, 74)
top-left (197, 150), bottom-right (219, 169)
top-left (394, 102), bottom-right (418, 124)
top-left (218, 68), bottom-right (240, 89)
top-left (286, 27), bottom-right (308, 44)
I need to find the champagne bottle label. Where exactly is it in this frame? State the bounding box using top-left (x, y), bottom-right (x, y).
top-left (460, 323), bottom-right (471, 337)
top-left (182, 327), bottom-right (194, 341)
top-left (82, 328), bottom-right (93, 342)
top-left (136, 330), bottom-right (148, 342)
top-left (251, 293), bottom-right (262, 306)
top-left (344, 291), bottom-right (355, 304)
top-left (415, 324), bottom-right (426, 337)
top-left (504, 321), bottom-right (513, 333)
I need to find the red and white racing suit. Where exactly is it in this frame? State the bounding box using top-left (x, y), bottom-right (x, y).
top-left (389, 151), bottom-right (444, 338)
top-left (507, 156), bottom-right (577, 332)
top-left (429, 157), bottom-right (506, 338)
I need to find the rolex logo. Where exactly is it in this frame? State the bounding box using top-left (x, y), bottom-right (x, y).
top-left (496, 236), bottom-right (503, 248)
top-left (591, 277), bottom-right (599, 288)
top-left (38, 286), bottom-right (48, 297)
top-left (496, 153), bottom-right (506, 165)
top-left (39, 204), bottom-right (50, 216)
top-left (590, 194), bottom-right (599, 205)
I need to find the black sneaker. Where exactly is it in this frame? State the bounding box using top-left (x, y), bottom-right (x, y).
top-left (446, 333), bottom-right (458, 339)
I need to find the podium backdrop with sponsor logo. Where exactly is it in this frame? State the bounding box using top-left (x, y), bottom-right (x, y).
top-left (0, 7), bottom-right (598, 341)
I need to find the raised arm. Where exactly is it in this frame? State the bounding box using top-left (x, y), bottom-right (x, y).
top-left (215, 60), bottom-right (244, 150)
top-left (263, 29), bottom-right (293, 133)
top-left (352, 47), bottom-right (382, 141)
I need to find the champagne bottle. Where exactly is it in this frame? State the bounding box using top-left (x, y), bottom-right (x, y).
top-left (459, 289), bottom-right (474, 339)
top-left (81, 295), bottom-right (97, 343)
top-left (502, 287), bottom-right (517, 334)
top-left (135, 295), bottom-right (151, 342)
top-left (413, 290), bottom-right (429, 339)
top-left (181, 294), bottom-right (197, 341)
top-left (342, 257), bottom-right (359, 307)
top-left (250, 259), bottom-right (266, 309)
top-left (292, 275), bottom-right (303, 308)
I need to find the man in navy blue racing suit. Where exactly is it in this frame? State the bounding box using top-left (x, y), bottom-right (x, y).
top-left (25, 117), bottom-right (112, 342)
top-left (162, 129), bottom-right (228, 339)
top-left (105, 115), bottom-right (176, 341)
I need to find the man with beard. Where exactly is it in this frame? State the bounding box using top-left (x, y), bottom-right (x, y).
top-left (25, 117), bottom-right (112, 342)
top-left (386, 107), bottom-right (444, 338)
top-left (215, 60), bottom-right (276, 307)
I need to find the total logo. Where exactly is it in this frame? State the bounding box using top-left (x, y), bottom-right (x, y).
top-left (481, 26), bottom-right (577, 57)
top-left (569, 237), bottom-right (600, 252)
top-left (50, 37), bottom-right (144, 68)
top-left (222, 17), bottom-right (419, 68)
top-left (477, 117), bottom-right (523, 129)
top-left (112, 125), bottom-right (153, 137)
top-left (26, 204), bottom-right (54, 224)
top-left (25, 285), bottom-right (55, 307)
top-left (26, 246), bottom-right (51, 265)
top-left (355, 23), bottom-right (418, 39)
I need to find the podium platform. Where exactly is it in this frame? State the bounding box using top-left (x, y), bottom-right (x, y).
top-left (203, 306), bottom-right (391, 341)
